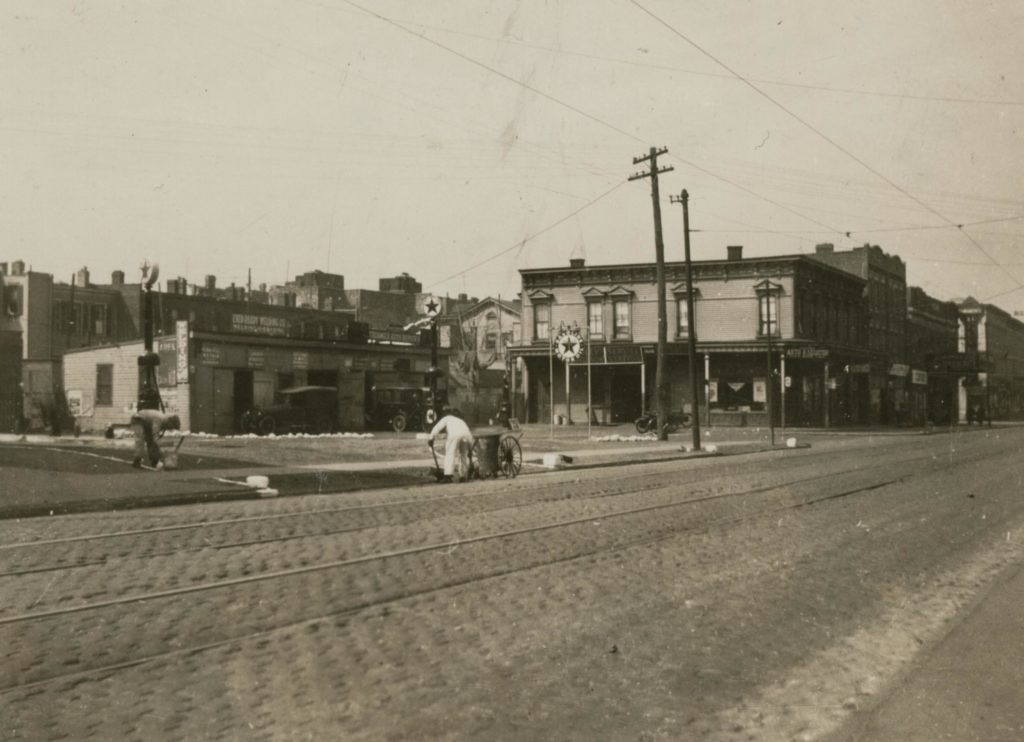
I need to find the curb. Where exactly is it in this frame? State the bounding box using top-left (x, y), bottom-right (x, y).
top-left (0, 441), bottom-right (812, 520)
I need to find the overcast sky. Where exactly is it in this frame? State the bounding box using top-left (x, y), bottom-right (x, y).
top-left (2, 1), bottom-right (1022, 312)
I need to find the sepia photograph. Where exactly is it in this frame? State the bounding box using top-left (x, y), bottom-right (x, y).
top-left (1, 1), bottom-right (1023, 739)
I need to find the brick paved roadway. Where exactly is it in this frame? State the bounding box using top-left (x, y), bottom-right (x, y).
top-left (2, 428), bottom-right (1023, 741)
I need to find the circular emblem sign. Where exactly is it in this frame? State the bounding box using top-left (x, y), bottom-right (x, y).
top-left (554, 329), bottom-right (584, 362)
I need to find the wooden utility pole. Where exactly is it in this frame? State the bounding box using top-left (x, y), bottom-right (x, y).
top-left (629, 147), bottom-right (673, 440)
top-left (669, 189), bottom-right (701, 453)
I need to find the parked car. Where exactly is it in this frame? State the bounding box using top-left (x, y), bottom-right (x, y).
top-left (241, 386), bottom-right (338, 436)
top-left (365, 385), bottom-right (445, 433)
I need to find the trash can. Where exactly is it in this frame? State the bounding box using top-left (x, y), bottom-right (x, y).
top-left (473, 427), bottom-right (504, 478)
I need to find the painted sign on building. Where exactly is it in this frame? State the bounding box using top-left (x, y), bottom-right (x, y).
top-left (786, 347), bottom-right (829, 359)
top-left (231, 313), bottom-right (288, 337)
top-left (176, 320), bottom-right (189, 384)
top-left (911, 369), bottom-right (928, 385)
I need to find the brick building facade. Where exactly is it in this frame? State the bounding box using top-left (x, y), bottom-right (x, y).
top-left (511, 248), bottom-right (870, 427)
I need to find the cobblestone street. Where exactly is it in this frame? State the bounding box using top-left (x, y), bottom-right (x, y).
top-left (3, 428), bottom-right (1024, 740)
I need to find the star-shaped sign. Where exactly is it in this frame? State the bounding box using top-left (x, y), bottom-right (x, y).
top-left (425, 298), bottom-right (440, 317)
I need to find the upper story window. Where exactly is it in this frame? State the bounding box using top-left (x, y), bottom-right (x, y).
top-left (613, 299), bottom-right (631, 339)
top-left (671, 283), bottom-right (698, 338)
top-left (754, 279), bottom-right (782, 338)
top-left (587, 300), bottom-right (603, 336)
top-left (484, 332), bottom-right (497, 350)
top-left (676, 297), bottom-right (689, 336)
top-left (533, 302), bottom-right (550, 341)
top-left (759, 294), bottom-right (779, 336)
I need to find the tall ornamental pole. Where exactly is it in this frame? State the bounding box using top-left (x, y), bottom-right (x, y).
top-left (629, 147), bottom-right (674, 440)
top-left (424, 296), bottom-right (442, 423)
top-left (138, 261), bottom-right (162, 411)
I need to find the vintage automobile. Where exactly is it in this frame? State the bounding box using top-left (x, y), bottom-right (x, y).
top-left (241, 385), bottom-right (338, 436)
top-left (365, 385), bottom-right (445, 433)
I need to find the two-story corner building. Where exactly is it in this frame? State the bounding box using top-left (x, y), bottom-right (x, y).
top-left (510, 247), bottom-right (870, 428)
top-left (953, 298), bottom-right (1024, 422)
top-left (905, 286), bottom-right (960, 425)
top-left (809, 242), bottom-right (908, 424)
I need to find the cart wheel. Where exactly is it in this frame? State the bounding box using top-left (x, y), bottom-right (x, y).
top-left (391, 413), bottom-right (408, 433)
top-left (497, 435), bottom-right (522, 478)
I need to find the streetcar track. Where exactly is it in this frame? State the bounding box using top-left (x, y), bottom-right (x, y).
top-left (0, 445), bottom-right (977, 627)
top-left (0, 468), bottom-right (922, 694)
top-left (3, 434), bottom-right (1020, 701)
top-left (0, 448), bottom-right (955, 579)
top-left (0, 441), bottom-right (955, 553)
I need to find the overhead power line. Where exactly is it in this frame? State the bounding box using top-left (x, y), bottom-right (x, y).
top-left (402, 17), bottom-right (1024, 107)
top-left (628, 0), bottom-right (1024, 295)
top-left (424, 180), bottom-right (629, 289)
top-left (341, 0), bottom-right (849, 241)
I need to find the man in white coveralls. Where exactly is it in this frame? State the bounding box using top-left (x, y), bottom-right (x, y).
top-left (428, 407), bottom-right (474, 483)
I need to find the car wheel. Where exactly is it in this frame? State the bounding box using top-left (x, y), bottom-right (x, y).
top-left (257, 416), bottom-right (276, 436)
top-left (391, 413), bottom-right (408, 433)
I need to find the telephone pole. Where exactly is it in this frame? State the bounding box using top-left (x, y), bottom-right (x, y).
top-left (669, 189), bottom-right (702, 453)
top-left (629, 147), bottom-right (673, 440)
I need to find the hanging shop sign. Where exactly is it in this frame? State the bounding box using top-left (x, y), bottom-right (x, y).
top-left (847, 363), bottom-right (871, 374)
top-left (911, 369), bottom-right (928, 385)
top-left (889, 363), bottom-right (910, 377)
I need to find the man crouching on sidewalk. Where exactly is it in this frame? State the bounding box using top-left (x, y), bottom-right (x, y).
top-left (428, 407), bottom-right (474, 483)
top-left (131, 408), bottom-right (181, 470)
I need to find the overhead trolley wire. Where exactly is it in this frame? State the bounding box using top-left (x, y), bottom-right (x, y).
top-left (341, 0), bottom-right (851, 286)
top-left (628, 0), bottom-right (1024, 296)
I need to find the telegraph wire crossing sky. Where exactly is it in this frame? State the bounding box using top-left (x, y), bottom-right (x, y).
top-left (1, 1), bottom-right (1021, 311)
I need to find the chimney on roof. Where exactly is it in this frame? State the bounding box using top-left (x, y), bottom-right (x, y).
top-left (816, 243), bottom-right (835, 255)
top-left (0, 262), bottom-right (7, 276)
top-left (76, 266), bottom-right (90, 287)
top-left (727, 245), bottom-right (743, 261)
top-left (111, 270), bottom-right (125, 285)
top-left (458, 293), bottom-right (468, 302)
top-left (570, 258), bottom-right (585, 268)
top-left (205, 275), bottom-right (216, 290)
top-left (166, 278), bottom-right (179, 295)
top-left (11, 260), bottom-right (25, 276)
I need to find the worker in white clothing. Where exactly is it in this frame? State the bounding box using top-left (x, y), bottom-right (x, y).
top-left (428, 407), bottom-right (474, 483)
top-left (131, 408), bottom-right (181, 469)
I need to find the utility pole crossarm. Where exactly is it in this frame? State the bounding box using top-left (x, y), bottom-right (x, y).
top-left (629, 165), bottom-right (674, 182)
top-left (632, 146), bottom-right (670, 165)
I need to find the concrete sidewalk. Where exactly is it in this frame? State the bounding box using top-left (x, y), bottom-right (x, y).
top-left (0, 430), bottom-right (797, 518)
top-left (835, 559), bottom-right (1024, 741)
